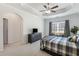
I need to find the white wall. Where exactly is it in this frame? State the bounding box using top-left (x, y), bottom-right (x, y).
top-left (23, 13), bottom-right (44, 43)
top-left (3, 13), bottom-right (23, 44)
top-left (0, 17), bottom-right (3, 51)
top-left (44, 13), bottom-right (79, 35)
top-left (0, 4), bottom-right (44, 50)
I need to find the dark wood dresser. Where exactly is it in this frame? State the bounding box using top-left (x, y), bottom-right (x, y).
top-left (28, 33), bottom-right (42, 43)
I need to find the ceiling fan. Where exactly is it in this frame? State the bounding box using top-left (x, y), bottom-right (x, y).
top-left (40, 3), bottom-right (59, 14)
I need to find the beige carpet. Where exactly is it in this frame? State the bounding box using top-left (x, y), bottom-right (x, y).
top-left (0, 40), bottom-right (50, 56)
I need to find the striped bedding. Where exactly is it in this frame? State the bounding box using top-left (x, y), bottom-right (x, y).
top-left (40, 36), bottom-right (79, 56)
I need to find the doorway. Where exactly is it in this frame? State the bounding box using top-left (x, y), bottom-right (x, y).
top-left (3, 13), bottom-right (23, 47)
top-left (3, 18), bottom-right (8, 47)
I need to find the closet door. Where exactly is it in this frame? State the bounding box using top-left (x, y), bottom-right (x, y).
top-left (3, 18), bottom-right (8, 46)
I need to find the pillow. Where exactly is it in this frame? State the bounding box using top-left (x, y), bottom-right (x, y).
top-left (77, 38), bottom-right (79, 45)
top-left (76, 35), bottom-right (79, 43)
top-left (77, 31), bottom-right (79, 35)
top-left (52, 31), bottom-right (64, 36)
top-left (69, 35), bottom-right (78, 43)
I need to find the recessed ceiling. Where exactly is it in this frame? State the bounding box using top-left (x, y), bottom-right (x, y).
top-left (27, 3), bottom-right (73, 16)
top-left (27, 3), bottom-right (72, 10)
top-left (5, 3), bottom-right (74, 17)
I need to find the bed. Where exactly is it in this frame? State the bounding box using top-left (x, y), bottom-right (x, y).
top-left (40, 35), bottom-right (79, 56)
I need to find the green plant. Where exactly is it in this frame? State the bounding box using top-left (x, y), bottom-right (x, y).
top-left (71, 26), bottom-right (79, 34)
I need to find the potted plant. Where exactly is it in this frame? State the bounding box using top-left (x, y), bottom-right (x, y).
top-left (71, 26), bottom-right (79, 35)
top-left (70, 26), bottom-right (79, 42)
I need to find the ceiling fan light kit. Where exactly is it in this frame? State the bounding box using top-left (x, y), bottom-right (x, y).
top-left (40, 3), bottom-right (59, 14)
top-left (45, 10), bottom-right (51, 14)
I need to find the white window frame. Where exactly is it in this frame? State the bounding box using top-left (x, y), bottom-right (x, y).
top-left (52, 21), bottom-right (65, 34)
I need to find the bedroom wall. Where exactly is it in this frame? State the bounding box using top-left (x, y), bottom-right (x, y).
top-left (0, 5), bottom-right (24, 45)
top-left (23, 12), bottom-right (44, 43)
top-left (0, 17), bottom-right (3, 51)
top-left (44, 13), bottom-right (79, 35)
top-left (0, 4), bottom-right (44, 50)
top-left (3, 13), bottom-right (23, 44)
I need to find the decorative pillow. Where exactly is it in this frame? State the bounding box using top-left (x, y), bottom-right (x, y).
top-left (77, 37), bottom-right (79, 45)
top-left (77, 35), bottom-right (79, 41)
top-left (69, 35), bottom-right (78, 43)
top-left (77, 31), bottom-right (79, 35)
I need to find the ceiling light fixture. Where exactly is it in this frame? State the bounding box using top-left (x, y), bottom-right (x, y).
top-left (45, 10), bottom-right (51, 14)
top-left (40, 3), bottom-right (58, 14)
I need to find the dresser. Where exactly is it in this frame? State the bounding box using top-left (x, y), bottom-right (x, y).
top-left (28, 33), bottom-right (42, 43)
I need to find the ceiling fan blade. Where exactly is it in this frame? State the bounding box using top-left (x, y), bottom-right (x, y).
top-left (40, 10), bottom-right (46, 12)
top-left (51, 10), bottom-right (56, 12)
top-left (43, 5), bottom-right (47, 9)
top-left (51, 5), bottom-right (58, 9)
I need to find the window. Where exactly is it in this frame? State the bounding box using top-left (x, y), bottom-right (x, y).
top-left (52, 21), bottom-right (65, 35)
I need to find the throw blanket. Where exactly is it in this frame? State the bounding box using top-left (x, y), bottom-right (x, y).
top-left (40, 36), bottom-right (79, 56)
